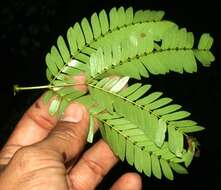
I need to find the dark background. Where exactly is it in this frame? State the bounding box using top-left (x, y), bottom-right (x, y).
top-left (0, 0), bottom-right (220, 189)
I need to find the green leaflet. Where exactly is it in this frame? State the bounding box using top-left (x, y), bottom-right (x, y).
top-left (133, 10), bottom-right (164, 23)
top-left (183, 149), bottom-right (195, 167)
top-left (75, 53), bottom-right (90, 64)
top-left (170, 120), bottom-right (197, 127)
top-left (107, 118), bottom-right (131, 125)
top-left (127, 85), bottom-right (151, 101)
top-left (142, 150), bottom-right (152, 177)
top-left (155, 143), bottom-right (175, 160)
top-left (183, 140), bottom-right (196, 167)
top-left (64, 90), bottom-right (86, 102)
top-left (160, 158), bottom-right (174, 180)
top-left (137, 33), bottom-right (154, 55)
top-left (81, 18), bottom-right (94, 44)
top-left (198, 33), bottom-right (214, 50)
top-left (95, 77), bottom-right (111, 87)
top-left (109, 61), bottom-right (141, 79)
top-left (118, 83), bottom-right (142, 97)
top-left (134, 145), bottom-right (144, 173)
top-left (46, 53), bottom-right (58, 76)
top-left (87, 115), bottom-right (95, 143)
top-left (109, 76), bottom-right (130, 93)
top-left (153, 104), bottom-right (182, 115)
top-left (148, 97), bottom-right (172, 110)
top-left (90, 105), bottom-right (106, 115)
top-left (56, 86), bottom-right (77, 97)
top-left (125, 7), bottom-right (133, 25)
top-left (67, 27), bottom-right (77, 56)
top-left (136, 91), bottom-right (162, 105)
top-left (169, 120), bottom-right (205, 133)
top-left (161, 111), bottom-right (190, 121)
top-left (118, 131), bottom-right (126, 161)
top-left (57, 36), bottom-right (71, 63)
top-left (117, 7), bottom-right (126, 28)
top-left (62, 66), bottom-right (81, 76)
top-left (91, 13), bottom-right (101, 39)
top-left (75, 95), bottom-right (96, 109)
top-left (141, 53), bottom-right (168, 75)
top-left (43, 90), bottom-right (54, 103)
top-left (151, 154), bottom-right (162, 179)
top-left (178, 125), bottom-right (205, 133)
top-left (126, 139), bottom-right (134, 165)
top-left (102, 77), bottom-right (120, 90)
top-left (46, 68), bottom-right (53, 82)
top-left (112, 129), bottom-right (120, 155)
top-left (168, 126), bottom-right (183, 157)
top-left (154, 119), bottom-right (167, 147)
top-left (104, 123), bottom-right (113, 148)
top-left (169, 162), bottom-right (188, 174)
top-left (73, 22), bottom-right (85, 49)
top-left (49, 98), bottom-right (61, 116)
top-left (99, 10), bottom-right (109, 35)
top-left (97, 112), bottom-right (121, 120)
top-left (51, 46), bottom-right (64, 70)
top-left (109, 7), bottom-right (118, 30)
top-left (194, 50), bottom-right (215, 67)
top-left (186, 32), bottom-right (194, 48)
top-left (58, 98), bottom-right (69, 116)
top-left (132, 59), bottom-right (149, 78)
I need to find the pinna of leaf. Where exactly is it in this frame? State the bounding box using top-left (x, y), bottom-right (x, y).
top-left (14, 7), bottom-right (215, 180)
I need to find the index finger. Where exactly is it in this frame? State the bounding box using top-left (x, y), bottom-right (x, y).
top-left (0, 95), bottom-right (58, 165)
top-left (6, 95), bottom-right (58, 146)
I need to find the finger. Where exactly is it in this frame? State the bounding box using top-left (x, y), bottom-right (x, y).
top-left (36, 102), bottom-right (89, 162)
top-left (6, 96), bottom-right (58, 146)
top-left (110, 172), bottom-right (142, 190)
top-left (69, 140), bottom-right (118, 190)
top-left (0, 96), bottom-right (58, 165)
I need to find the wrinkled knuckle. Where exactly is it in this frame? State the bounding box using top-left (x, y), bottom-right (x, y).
top-left (52, 124), bottom-right (81, 143)
top-left (0, 145), bottom-right (22, 165)
top-left (13, 146), bottom-right (42, 170)
top-left (82, 156), bottom-right (105, 178)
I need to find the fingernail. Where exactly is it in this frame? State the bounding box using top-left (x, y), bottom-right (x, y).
top-left (60, 103), bottom-right (84, 123)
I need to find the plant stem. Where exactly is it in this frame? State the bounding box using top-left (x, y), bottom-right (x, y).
top-left (13, 82), bottom-right (86, 95)
top-left (14, 85), bottom-right (52, 91)
top-left (13, 84), bottom-right (52, 95)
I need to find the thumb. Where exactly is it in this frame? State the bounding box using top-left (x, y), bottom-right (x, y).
top-left (37, 102), bottom-right (89, 162)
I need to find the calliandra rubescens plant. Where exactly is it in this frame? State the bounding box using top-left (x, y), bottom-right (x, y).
top-left (14, 7), bottom-right (215, 180)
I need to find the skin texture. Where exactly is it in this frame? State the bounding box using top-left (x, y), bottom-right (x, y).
top-left (0, 75), bottom-right (142, 190)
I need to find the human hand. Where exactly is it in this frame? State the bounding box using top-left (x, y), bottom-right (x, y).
top-left (0, 89), bottom-right (142, 190)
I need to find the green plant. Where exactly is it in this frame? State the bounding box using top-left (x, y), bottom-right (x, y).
top-left (14, 7), bottom-right (215, 180)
